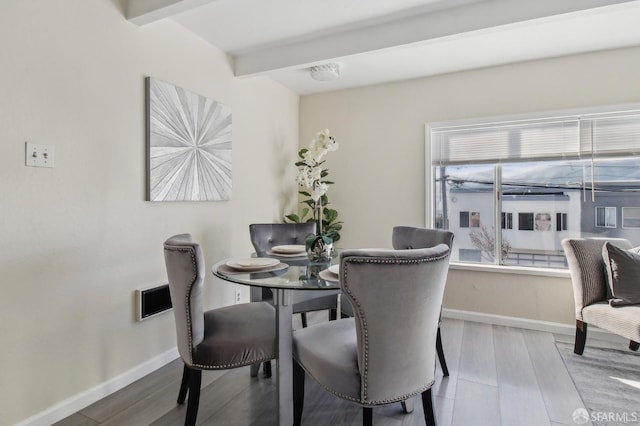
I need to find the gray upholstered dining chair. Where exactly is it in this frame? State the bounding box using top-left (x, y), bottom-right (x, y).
top-left (392, 226), bottom-right (454, 377)
top-left (339, 226), bottom-right (454, 379)
top-left (249, 222), bottom-right (319, 327)
top-left (562, 237), bottom-right (640, 355)
top-left (292, 245), bottom-right (451, 426)
top-left (249, 222), bottom-right (341, 377)
top-left (164, 234), bottom-right (276, 426)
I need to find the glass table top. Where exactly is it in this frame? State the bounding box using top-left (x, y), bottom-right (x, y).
top-left (212, 254), bottom-right (340, 290)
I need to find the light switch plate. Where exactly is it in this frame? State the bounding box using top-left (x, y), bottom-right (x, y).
top-left (25, 142), bottom-right (55, 168)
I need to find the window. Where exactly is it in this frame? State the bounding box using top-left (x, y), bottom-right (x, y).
top-left (459, 211), bottom-right (480, 228)
top-left (556, 213), bottom-right (568, 231)
top-left (595, 207), bottom-right (616, 228)
top-left (502, 212), bottom-right (513, 229)
top-left (428, 103), bottom-right (640, 269)
top-left (623, 207), bottom-right (640, 229)
top-left (535, 213), bottom-right (552, 231)
top-left (470, 212), bottom-right (480, 227)
top-left (519, 213), bottom-right (534, 231)
top-left (460, 211), bottom-right (469, 228)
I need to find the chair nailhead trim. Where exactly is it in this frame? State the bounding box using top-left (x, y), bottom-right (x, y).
top-left (300, 364), bottom-right (435, 405)
top-left (189, 354), bottom-right (276, 370)
top-left (166, 245), bottom-right (198, 365)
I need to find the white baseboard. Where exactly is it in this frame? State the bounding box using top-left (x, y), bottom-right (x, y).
top-left (16, 347), bottom-right (179, 426)
top-left (442, 308), bottom-right (628, 344)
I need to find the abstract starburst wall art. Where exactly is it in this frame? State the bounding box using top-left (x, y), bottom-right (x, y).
top-left (146, 77), bottom-right (232, 201)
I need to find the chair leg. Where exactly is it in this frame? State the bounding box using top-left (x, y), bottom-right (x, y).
top-left (293, 360), bottom-right (305, 426)
top-left (251, 361), bottom-right (272, 378)
top-left (185, 368), bottom-right (201, 426)
top-left (630, 340), bottom-right (639, 351)
top-left (301, 312), bottom-right (308, 328)
top-left (421, 388), bottom-right (437, 426)
top-left (329, 308), bottom-right (337, 321)
top-left (574, 320), bottom-right (587, 355)
top-left (250, 363), bottom-right (260, 377)
top-left (362, 407), bottom-right (373, 426)
top-left (400, 397), bottom-right (414, 413)
top-left (436, 326), bottom-right (449, 377)
top-left (177, 364), bottom-right (190, 404)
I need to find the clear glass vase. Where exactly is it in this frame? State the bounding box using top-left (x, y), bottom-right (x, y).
top-left (306, 199), bottom-right (333, 261)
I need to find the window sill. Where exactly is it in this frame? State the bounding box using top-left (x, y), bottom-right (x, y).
top-left (450, 261), bottom-right (570, 278)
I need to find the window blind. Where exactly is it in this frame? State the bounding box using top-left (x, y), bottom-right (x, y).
top-left (431, 108), bottom-right (640, 165)
top-left (579, 112), bottom-right (640, 157)
top-left (431, 118), bottom-right (580, 165)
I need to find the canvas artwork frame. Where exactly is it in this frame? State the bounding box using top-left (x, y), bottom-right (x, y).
top-left (146, 77), bottom-right (232, 201)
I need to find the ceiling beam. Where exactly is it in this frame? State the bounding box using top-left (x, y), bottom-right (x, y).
top-left (126, 0), bottom-right (217, 25)
top-left (234, 0), bottom-right (637, 76)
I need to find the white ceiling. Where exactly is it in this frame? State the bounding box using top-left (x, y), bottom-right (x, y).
top-left (127, 0), bottom-right (640, 95)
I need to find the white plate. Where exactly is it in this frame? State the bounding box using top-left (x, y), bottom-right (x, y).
top-left (328, 264), bottom-right (340, 275)
top-left (272, 244), bottom-right (306, 254)
top-left (318, 269), bottom-right (339, 283)
top-left (226, 258), bottom-right (280, 271)
top-left (266, 250), bottom-right (307, 258)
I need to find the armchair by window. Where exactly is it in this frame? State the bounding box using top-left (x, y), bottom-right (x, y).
top-left (562, 237), bottom-right (640, 355)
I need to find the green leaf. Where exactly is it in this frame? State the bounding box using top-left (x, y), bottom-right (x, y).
top-left (324, 209), bottom-right (338, 222)
top-left (285, 214), bottom-right (300, 222)
top-left (298, 149), bottom-right (308, 158)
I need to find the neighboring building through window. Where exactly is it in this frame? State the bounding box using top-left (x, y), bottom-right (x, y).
top-left (428, 103), bottom-right (640, 269)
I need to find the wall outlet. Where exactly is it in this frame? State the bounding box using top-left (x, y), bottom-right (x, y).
top-left (235, 289), bottom-right (241, 304)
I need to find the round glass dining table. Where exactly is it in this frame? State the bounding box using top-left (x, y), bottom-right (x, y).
top-left (211, 254), bottom-right (341, 426)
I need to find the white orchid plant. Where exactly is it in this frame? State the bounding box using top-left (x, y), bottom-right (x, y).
top-left (286, 129), bottom-right (343, 242)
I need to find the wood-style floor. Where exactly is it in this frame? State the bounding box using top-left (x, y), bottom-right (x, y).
top-left (55, 315), bottom-right (615, 426)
